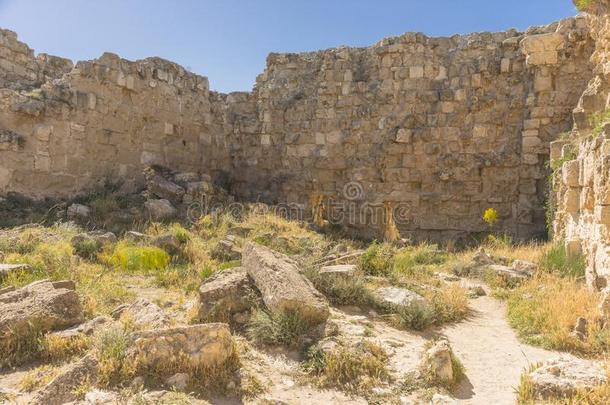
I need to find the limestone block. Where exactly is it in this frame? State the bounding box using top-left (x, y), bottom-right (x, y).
top-left (395, 129), bottom-right (412, 143)
top-left (523, 153), bottom-right (539, 165)
top-left (435, 66), bottom-right (447, 81)
top-left (34, 153), bottom-right (50, 172)
top-left (534, 75), bottom-right (553, 92)
top-left (501, 58), bottom-right (511, 73)
top-left (565, 239), bottom-right (582, 257)
top-left (581, 186), bottom-right (595, 211)
top-left (596, 205), bottom-right (610, 226)
top-left (243, 242), bottom-right (329, 325)
top-left (87, 93), bottom-right (96, 109)
top-left (164, 122), bottom-right (174, 135)
top-left (524, 119), bottom-right (540, 130)
top-left (522, 136), bottom-right (542, 152)
top-left (550, 140), bottom-right (569, 161)
top-left (564, 187), bottom-right (581, 214)
top-left (409, 66), bottom-right (424, 79)
top-left (520, 32), bottom-right (564, 60)
top-left (562, 160), bottom-right (580, 187)
top-left (527, 51), bottom-right (559, 66)
top-left (34, 124), bottom-right (52, 142)
top-left (315, 132), bottom-right (325, 145)
top-left (261, 134), bottom-right (271, 145)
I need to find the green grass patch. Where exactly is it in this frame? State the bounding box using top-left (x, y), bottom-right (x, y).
top-left (538, 242), bottom-right (586, 279)
top-left (106, 244), bottom-right (170, 272)
top-left (246, 309), bottom-right (311, 348)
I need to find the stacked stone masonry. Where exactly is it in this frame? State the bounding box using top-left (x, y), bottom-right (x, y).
top-left (0, 16), bottom-right (595, 244)
top-left (554, 1), bottom-right (610, 288)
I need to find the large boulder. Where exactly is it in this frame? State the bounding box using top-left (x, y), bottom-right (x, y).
top-left (242, 242), bottom-right (329, 325)
top-left (0, 279), bottom-right (84, 344)
top-left (129, 323), bottom-right (234, 371)
top-left (527, 357), bottom-right (608, 399)
top-left (197, 267), bottom-right (260, 324)
top-left (66, 203), bottom-right (91, 220)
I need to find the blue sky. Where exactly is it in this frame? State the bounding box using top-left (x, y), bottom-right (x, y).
top-left (0, 0), bottom-right (578, 92)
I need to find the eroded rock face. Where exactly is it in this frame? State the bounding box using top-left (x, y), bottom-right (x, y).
top-left (197, 267), bottom-right (259, 324)
top-left (0, 279), bottom-right (84, 339)
top-left (129, 323), bottom-right (234, 371)
top-left (243, 242), bottom-right (329, 325)
top-left (527, 357), bottom-right (608, 399)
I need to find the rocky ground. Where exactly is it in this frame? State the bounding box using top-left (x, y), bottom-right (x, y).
top-left (1, 196), bottom-right (609, 404)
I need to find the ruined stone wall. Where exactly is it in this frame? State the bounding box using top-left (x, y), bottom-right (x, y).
top-left (227, 19), bottom-right (593, 242)
top-left (0, 19), bottom-right (595, 243)
top-left (0, 28), bottom-right (230, 199)
top-left (554, 1), bottom-right (610, 288)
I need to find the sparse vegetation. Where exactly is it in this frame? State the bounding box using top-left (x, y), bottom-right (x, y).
top-left (507, 274), bottom-right (609, 355)
top-left (574, 0), bottom-right (593, 12)
top-left (105, 244), bottom-right (170, 272)
top-left (359, 242), bottom-right (396, 276)
top-left (538, 242), bottom-right (586, 279)
top-left (305, 340), bottom-right (391, 393)
top-left (246, 308), bottom-right (311, 347)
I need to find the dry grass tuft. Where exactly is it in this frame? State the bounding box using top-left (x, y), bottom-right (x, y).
top-left (305, 340), bottom-right (391, 394)
top-left (507, 274), bottom-right (608, 355)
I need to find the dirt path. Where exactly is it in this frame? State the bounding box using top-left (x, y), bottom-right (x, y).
top-left (441, 284), bottom-right (570, 405)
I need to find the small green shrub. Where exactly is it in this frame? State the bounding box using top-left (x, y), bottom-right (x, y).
top-left (107, 244), bottom-right (170, 272)
top-left (246, 309), bottom-right (310, 347)
top-left (393, 301), bottom-right (436, 331)
top-left (94, 323), bottom-right (133, 386)
top-left (538, 242), bottom-right (586, 279)
top-left (73, 239), bottom-right (102, 260)
top-left (359, 242), bottom-right (396, 276)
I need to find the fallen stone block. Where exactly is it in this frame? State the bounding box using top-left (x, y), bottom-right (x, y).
top-left (319, 264), bottom-right (357, 280)
top-left (31, 354), bottom-right (98, 405)
top-left (145, 199), bottom-right (177, 221)
top-left (527, 357), bottom-right (608, 399)
top-left (420, 339), bottom-right (456, 385)
top-left (373, 286), bottom-right (428, 311)
top-left (243, 242), bottom-right (329, 325)
top-left (0, 263), bottom-right (29, 278)
top-left (197, 267), bottom-right (260, 324)
top-left (147, 174), bottom-right (185, 203)
top-left (111, 298), bottom-right (169, 329)
top-left (0, 279), bottom-right (84, 350)
top-left (129, 323), bottom-right (234, 371)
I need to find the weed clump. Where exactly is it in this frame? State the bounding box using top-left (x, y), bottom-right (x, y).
top-left (305, 340), bottom-right (391, 393)
top-left (359, 242), bottom-right (396, 276)
top-left (246, 309), bottom-right (311, 347)
top-left (538, 242), bottom-right (586, 279)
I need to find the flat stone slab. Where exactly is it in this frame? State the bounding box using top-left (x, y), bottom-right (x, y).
top-left (373, 286), bottom-right (428, 310)
top-left (319, 264), bottom-right (356, 279)
top-left (528, 357), bottom-right (608, 399)
top-left (0, 263), bottom-right (29, 277)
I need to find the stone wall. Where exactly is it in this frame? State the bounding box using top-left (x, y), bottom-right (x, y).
top-left (227, 19), bottom-right (593, 242)
top-left (554, 1), bottom-right (610, 288)
top-left (0, 17), bottom-right (595, 243)
top-left (0, 28), bottom-right (230, 199)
